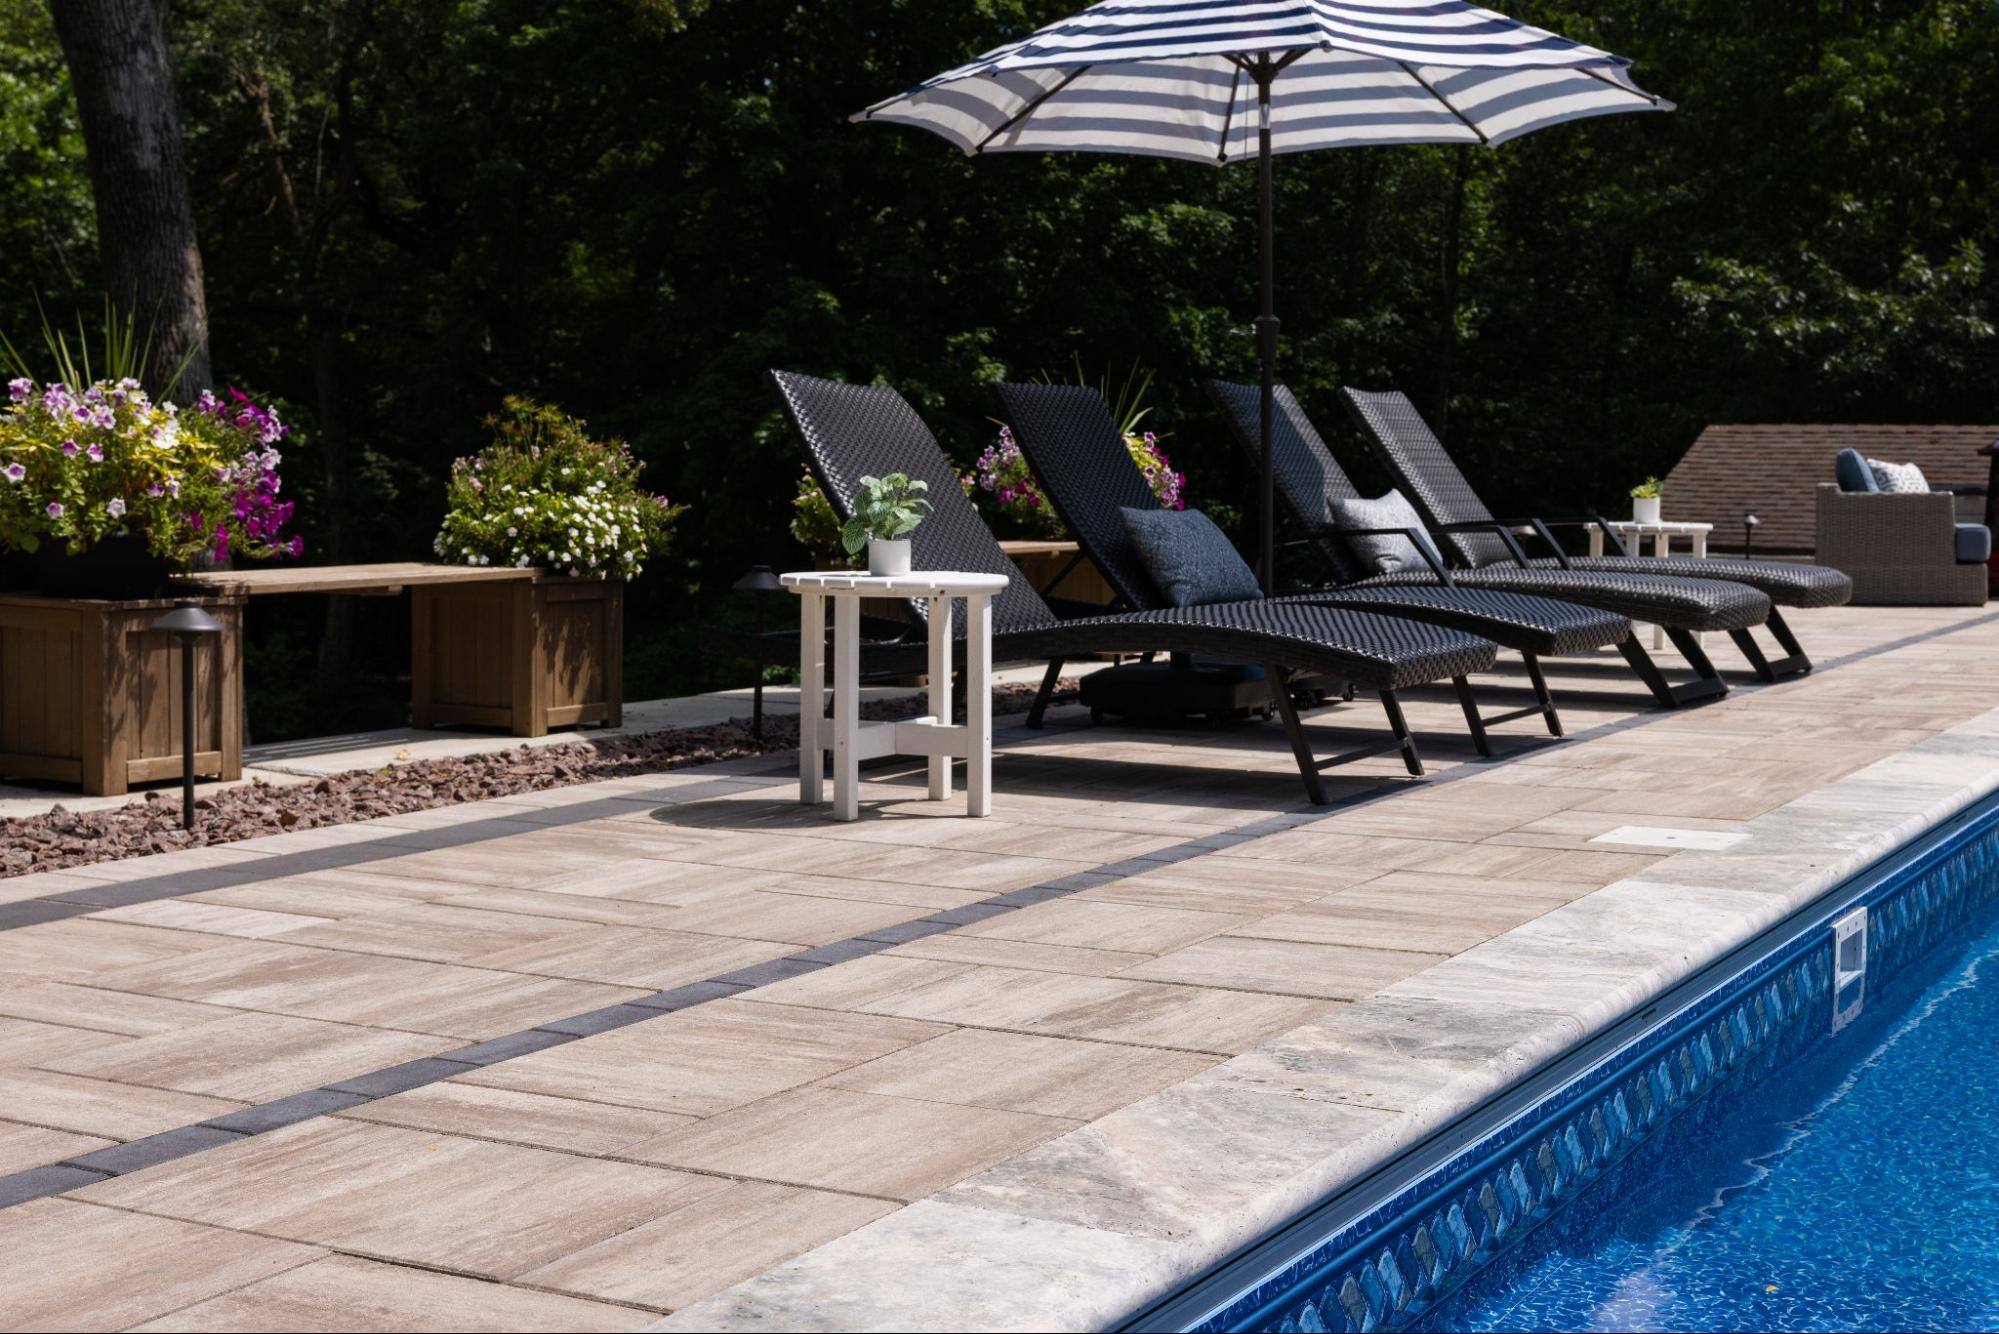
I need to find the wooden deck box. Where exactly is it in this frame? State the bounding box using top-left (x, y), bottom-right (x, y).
top-left (412, 575), bottom-right (623, 736)
top-left (0, 593), bottom-right (244, 795)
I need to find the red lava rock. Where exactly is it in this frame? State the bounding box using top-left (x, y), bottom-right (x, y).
top-left (0, 679), bottom-right (1074, 879)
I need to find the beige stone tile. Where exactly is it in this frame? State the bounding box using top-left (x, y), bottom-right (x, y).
top-left (752, 956), bottom-right (1332, 1054)
top-left (92, 898), bottom-right (336, 940)
top-left (1081, 858), bottom-right (1366, 913)
top-left (628, 1086), bottom-right (1075, 1201)
top-left (462, 999), bottom-right (947, 1117)
top-left (0, 1015), bottom-right (122, 1067)
top-left (822, 1028), bottom-right (1215, 1120)
top-left (671, 836), bottom-right (1091, 893)
top-left (341, 1082), bottom-right (693, 1155)
top-left (93, 940), bottom-right (645, 1040)
top-left (0, 1199), bottom-right (320, 1332)
top-left (0, 1068), bottom-right (242, 1139)
top-left (269, 899), bottom-right (600, 965)
top-left (522, 1180), bottom-right (896, 1311)
top-left (887, 934), bottom-right (1152, 977)
top-left (480, 925), bottom-right (791, 990)
top-left (1119, 936), bottom-right (1442, 1000)
top-left (653, 889), bottom-right (922, 947)
top-left (79, 1119), bottom-right (728, 1280)
top-left (955, 899), bottom-right (1249, 954)
top-left (45, 1012), bottom-right (450, 1102)
top-left (0, 869), bottom-right (116, 906)
top-left (0, 919), bottom-right (222, 985)
top-left (0, 1118), bottom-right (112, 1173)
top-left (1232, 881), bottom-right (1566, 953)
top-left (430, 885), bottom-right (693, 929)
top-left (131, 1253), bottom-right (648, 1332)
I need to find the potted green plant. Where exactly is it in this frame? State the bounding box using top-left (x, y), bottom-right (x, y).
top-left (432, 397), bottom-right (684, 576)
top-left (1630, 476), bottom-right (1663, 525)
top-left (841, 473), bottom-right (931, 576)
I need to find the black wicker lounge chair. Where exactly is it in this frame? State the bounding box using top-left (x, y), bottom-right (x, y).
top-left (769, 370), bottom-right (1504, 800)
top-left (1206, 379), bottom-right (1776, 709)
top-left (1342, 387), bottom-right (1851, 679)
top-left (996, 381), bottom-right (1642, 740)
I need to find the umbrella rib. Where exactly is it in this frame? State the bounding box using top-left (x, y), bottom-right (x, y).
top-left (973, 65), bottom-right (1092, 154)
top-left (1395, 60), bottom-right (1488, 145)
top-left (1576, 62), bottom-right (1667, 107)
top-left (1216, 62), bottom-right (1243, 161)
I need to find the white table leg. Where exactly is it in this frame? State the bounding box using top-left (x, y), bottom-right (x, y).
top-left (1589, 529), bottom-right (1605, 559)
top-left (799, 590), bottom-right (824, 804)
top-left (832, 594), bottom-right (860, 822)
top-left (965, 593), bottom-right (992, 818)
top-left (926, 595), bottom-right (952, 800)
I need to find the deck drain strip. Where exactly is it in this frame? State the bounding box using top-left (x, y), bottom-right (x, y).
top-left (1, 610), bottom-right (1996, 1209)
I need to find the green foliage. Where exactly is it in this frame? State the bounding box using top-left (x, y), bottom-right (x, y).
top-left (0, 295), bottom-right (204, 402)
top-left (789, 469), bottom-right (854, 565)
top-left (435, 397), bottom-right (684, 576)
top-left (16, 0), bottom-right (1999, 715)
top-left (840, 472), bottom-right (930, 553)
top-left (1629, 476), bottom-right (1662, 500)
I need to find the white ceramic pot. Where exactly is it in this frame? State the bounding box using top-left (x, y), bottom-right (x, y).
top-left (1631, 496), bottom-right (1662, 525)
top-left (867, 537), bottom-right (911, 577)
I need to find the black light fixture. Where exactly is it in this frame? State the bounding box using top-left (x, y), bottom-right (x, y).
top-left (732, 565), bottom-right (784, 740)
top-left (1742, 513), bottom-right (1761, 560)
top-left (149, 602), bottom-right (223, 830)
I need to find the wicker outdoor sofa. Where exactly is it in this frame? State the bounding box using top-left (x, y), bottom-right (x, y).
top-left (993, 380), bottom-right (1637, 741)
top-left (1206, 380), bottom-right (1776, 708)
top-left (768, 370), bottom-right (1514, 801)
top-left (1816, 448), bottom-right (1990, 606)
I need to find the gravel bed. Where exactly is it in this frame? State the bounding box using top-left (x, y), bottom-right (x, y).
top-left (0, 679), bottom-right (1076, 879)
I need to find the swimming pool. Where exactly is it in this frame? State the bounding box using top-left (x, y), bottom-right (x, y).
top-left (1151, 791), bottom-right (1999, 1334)
top-left (1426, 895), bottom-right (1999, 1332)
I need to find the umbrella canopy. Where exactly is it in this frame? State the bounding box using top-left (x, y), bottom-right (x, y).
top-left (856, 0), bottom-right (1670, 588)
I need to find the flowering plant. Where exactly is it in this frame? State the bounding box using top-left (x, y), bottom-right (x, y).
top-left (434, 397), bottom-right (684, 577)
top-left (0, 377), bottom-right (300, 564)
top-left (965, 423), bottom-right (1185, 537)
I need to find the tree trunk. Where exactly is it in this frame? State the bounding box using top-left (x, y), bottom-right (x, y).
top-left (48, 0), bottom-right (212, 399)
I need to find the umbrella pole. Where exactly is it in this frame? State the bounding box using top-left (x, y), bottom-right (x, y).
top-left (1253, 60), bottom-right (1278, 594)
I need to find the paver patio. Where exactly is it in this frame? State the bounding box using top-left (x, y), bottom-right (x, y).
top-left (0, 602), bottom-right (1996, 1330)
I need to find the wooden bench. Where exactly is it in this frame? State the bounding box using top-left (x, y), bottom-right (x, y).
top-left (176, 562), bottom-right (623, 739)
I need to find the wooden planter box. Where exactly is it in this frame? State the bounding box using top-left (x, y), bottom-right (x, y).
top-left (0, 593), bottom-right (243, 796)
top-left (412, 575), bottom-right (623, 736)
top-left (999, 539), bottom-right (1116, 607)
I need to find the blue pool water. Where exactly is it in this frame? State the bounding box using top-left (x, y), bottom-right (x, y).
top-left (1424, 902), bottom-right (1999, 1333)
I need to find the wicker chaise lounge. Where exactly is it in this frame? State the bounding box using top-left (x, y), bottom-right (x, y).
top-left (1206, 380), bottom-right (1776, 709)
top-left (1342, 387), bottom-right (1851, 678)
top-left (995, 381), bottom-right (1637, 741)
top-left (769, 370), bottom-right (1504, 801)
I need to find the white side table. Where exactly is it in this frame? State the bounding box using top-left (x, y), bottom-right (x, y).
top-left (1589, 520), bottom-right (1714, 648)
top-left (784, 571), bottom-right (1010, 821)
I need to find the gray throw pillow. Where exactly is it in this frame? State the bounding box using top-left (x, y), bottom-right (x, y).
top-left (1327, 490), bottom-right (1446, 576)
top-left (1120, 507), bottom-right (1262, 608)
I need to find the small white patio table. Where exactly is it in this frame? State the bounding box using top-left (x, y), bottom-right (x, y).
top-left (784, 570), bottom-right (1009, 821)
top-left (1589, 520), bottom-right (1714, 649)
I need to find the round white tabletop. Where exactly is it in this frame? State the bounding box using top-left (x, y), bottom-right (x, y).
top-left (781, 570), bottom-right (1010, 596)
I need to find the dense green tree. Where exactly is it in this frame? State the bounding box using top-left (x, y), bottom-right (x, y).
top-left (7, 0), bottom-right (1997, 731)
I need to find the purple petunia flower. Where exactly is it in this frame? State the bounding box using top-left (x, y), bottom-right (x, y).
top-left (45, 501), bottom-right (63, 519)
top-left (106, 498), bottom-right (125, 519)
top-left (2, 463), bottom-right (23, 483)
top-left (7, 378), bottom-right (31, 403)
top-left (61, 440), bottom-right (78, 458)
top-left (85, 443), bottom-right (103, 462)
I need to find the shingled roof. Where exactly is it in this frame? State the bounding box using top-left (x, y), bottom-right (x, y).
top-left (1662, 425), bottom-right (1999, 554)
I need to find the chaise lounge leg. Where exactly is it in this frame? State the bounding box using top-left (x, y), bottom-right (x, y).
top-left (1521, 652), bottom-right (1564, 737)
top-left (1262, 663), bottom-right (1327, 805)
top-left (1665, 627), bottom-right (1731, 705)
top-left (1761, 609), bottom-right (1813, 677)
top-left (1026, 659), bottom-right (1064, 730)
top-left (1728, 628), bottom-right (1780, 683)
top-left (1619, 636), bottom-right (1727, 709)
top-left (1379, 689), bottom-right (1425, 777)
top-left (1451, 676), bottom-right (1493, 758)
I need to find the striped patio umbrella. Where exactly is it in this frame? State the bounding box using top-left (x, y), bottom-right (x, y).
top-left (855, 0), bottom-right (1671, 591)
